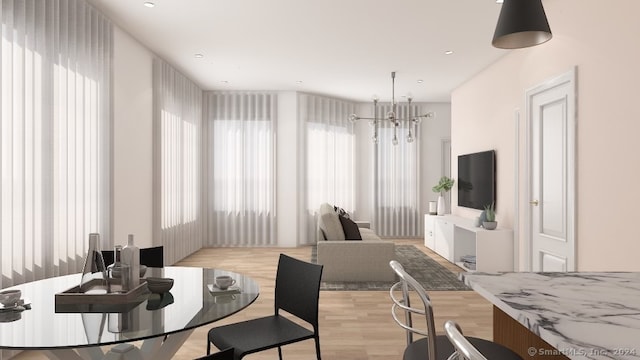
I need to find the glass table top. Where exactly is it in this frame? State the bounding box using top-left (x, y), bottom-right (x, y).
top-left (0, 267), bottom-right (259, 349)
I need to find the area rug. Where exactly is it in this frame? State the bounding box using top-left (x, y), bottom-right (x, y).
top-left (311, 245), bottom-right (470, 291)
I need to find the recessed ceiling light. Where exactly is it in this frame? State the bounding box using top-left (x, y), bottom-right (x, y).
top-left (143, 2), bottom-right (155, 8)
top-left (445, 50), bottom-right (454, 55)
top-left (194, 53), bottom-right (204, 59)
top-left (417, 79), bottom-right (424, 84)
top-left (221, 80), bottom-right (229, 84)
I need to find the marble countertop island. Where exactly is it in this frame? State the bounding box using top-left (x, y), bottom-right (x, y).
top-left (462, 272), bottom-right (640, 360)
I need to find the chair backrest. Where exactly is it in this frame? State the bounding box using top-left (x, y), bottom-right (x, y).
top-left (274, 254), bottom-right (323, 330)
top-left (102, 246), bottom-right (164, 268)
top-left (139, 246), bottom-right (164, 267)
top-left (389, 260), bottom-right (438, 360)
top-left (194, 347), bottom-right (234, 360)
top-left (444, 321), bottom-right (488, 360)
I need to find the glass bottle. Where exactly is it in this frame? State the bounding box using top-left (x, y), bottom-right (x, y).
top-left (107, 245), bottom-right (123, 276)
top-left (122, 234), bottom-right (140, 288)
top-left (80, 233), bottom-right (108, 294)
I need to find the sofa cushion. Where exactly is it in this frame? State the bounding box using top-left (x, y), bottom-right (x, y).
top-left (339, 215), bottom-right (362, 240)
top-left (359, 228), bottom-right (380, 241)
top-left (319, 203), bottom-right (345, 240)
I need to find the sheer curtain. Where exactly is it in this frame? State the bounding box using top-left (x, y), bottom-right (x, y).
top-left (203, 92), bottom-right (276, 246)
top-left (1, 0), bottom-right (112, 289)
top-left (373, 103), bottom-right (421, 237)
top-left (153, 59), bottom-right (203, 265)
top-left (299, 94), bottom-right (356, 244)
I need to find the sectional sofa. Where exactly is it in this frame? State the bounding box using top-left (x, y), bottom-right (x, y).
top-left (315, 203), bottom-right (396, 282)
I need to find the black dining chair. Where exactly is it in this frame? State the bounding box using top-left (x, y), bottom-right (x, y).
top-left (194, 347), bottom-right (234, 360)
top-left (102, 246), bottom-right (164, 268)
top-left (206, 254), bottom-right (323, 360)
top-left (389, 260), bottom-right (522, 360)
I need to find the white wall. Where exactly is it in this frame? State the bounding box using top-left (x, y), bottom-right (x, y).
top-left (420, 103), bottom-right (452, 215)
top-left (451, 0), bottom-right (640, 271)
top-left (112, 27), bottom-right (154, 248)
top-left (354, 102), bottom-right (451, 226)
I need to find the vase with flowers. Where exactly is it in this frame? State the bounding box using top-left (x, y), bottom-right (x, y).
top-left (432, 176), bottom-right (455, 215)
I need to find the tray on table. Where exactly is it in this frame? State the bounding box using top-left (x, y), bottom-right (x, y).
top-left (55, 278), bottom-right (150, 313)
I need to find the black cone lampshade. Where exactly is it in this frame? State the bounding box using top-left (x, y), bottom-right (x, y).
top-left (492, 0), bottom-right (552, 49)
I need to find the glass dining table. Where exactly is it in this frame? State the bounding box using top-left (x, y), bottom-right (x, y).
top-left (0, 267), bottom-right (260, 360)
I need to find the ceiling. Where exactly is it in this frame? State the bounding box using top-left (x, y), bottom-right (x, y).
top-left (87, 0), bottom-right (507, 102)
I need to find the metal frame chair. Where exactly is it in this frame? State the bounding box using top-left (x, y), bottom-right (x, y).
top-left (389, 260), bottom-right (522, 360)
top-left (444, 321), bottom-right (487, 360)
top-left (206, 254), bottom-right (323, 360)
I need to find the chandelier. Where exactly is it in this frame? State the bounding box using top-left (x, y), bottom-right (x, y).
top-left (348, 72), bottom-right (435, 145)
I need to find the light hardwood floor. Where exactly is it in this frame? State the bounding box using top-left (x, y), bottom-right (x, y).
top-left (15, 239), bottom-right (493, 359)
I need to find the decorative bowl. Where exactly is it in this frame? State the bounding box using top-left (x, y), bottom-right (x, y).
top-left (0, 290), bottom-right (21, 307)
top-left (0, 311), bottom-right (21, 323)
top-left (145, 277), bottom-right (174, 294)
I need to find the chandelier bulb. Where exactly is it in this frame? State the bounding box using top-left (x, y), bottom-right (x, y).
top-left (372, 135), bottom-right (378, 144)
top-left (387, 111), bottom-right (395, 121)
top-left (392, 135), bottom-right (399, 146)
top-left (413, 117), bottom-right (422, 125)
top-left (407, 132), bottom-right (414, 143)
top-left (348, 114), bottom-right (358, 123)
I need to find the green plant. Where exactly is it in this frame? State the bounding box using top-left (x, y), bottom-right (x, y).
top-left (484, 202), bottom-right (496, 222)
top-left (432, 176), bottom-right (455, 194)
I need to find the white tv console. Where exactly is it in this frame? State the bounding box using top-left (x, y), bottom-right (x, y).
top-left (424, 214), bottom-right (513, 272)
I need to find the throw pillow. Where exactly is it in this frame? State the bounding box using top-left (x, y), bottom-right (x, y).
top-left (339, 215), bottom-right (362, 241)
top-left (333, 205), bottom-right (350, 219)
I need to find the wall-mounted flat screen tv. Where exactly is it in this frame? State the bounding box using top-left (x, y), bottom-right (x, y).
top-left (457, 150), bottom-right (496, 210)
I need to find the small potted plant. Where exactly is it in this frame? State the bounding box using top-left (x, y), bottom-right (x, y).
top-left (432, 176), bottom-right (455, 215)
top-left (483, 202), bottom-right (497, 230)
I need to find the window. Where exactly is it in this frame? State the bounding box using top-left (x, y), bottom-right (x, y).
top-left (299, 94), bottom-right (356, 244)
top-left (1, 0), bottom-right (112, 286)
top-left (153, 59), bottom-right (203, 264)
top-left (204, 92), bottom-right (276, 246)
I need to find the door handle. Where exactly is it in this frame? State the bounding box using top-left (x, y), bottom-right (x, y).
top-left (530, 200), bottom-right (539, 206)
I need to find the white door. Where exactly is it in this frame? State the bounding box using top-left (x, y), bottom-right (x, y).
top-left (527, 68), bottom-right (576, 272)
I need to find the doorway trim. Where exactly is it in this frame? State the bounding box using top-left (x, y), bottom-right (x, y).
top-left (524, 67), bottom-right (577, 271)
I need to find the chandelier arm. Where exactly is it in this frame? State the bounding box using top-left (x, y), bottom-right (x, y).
top-left (408, 97), bottom-right (412, 125)
top-left (352, 117), bottom-right (386, 121)
top-left (349, 72), bottom-right (427, 145)
top-left (373, 98), bottom-right (378, 143)
top-left (391, 71), bottom-right (396, 107)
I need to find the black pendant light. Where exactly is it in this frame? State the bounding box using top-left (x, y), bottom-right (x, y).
top-left (492, 0), bottom-right (552, 49)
